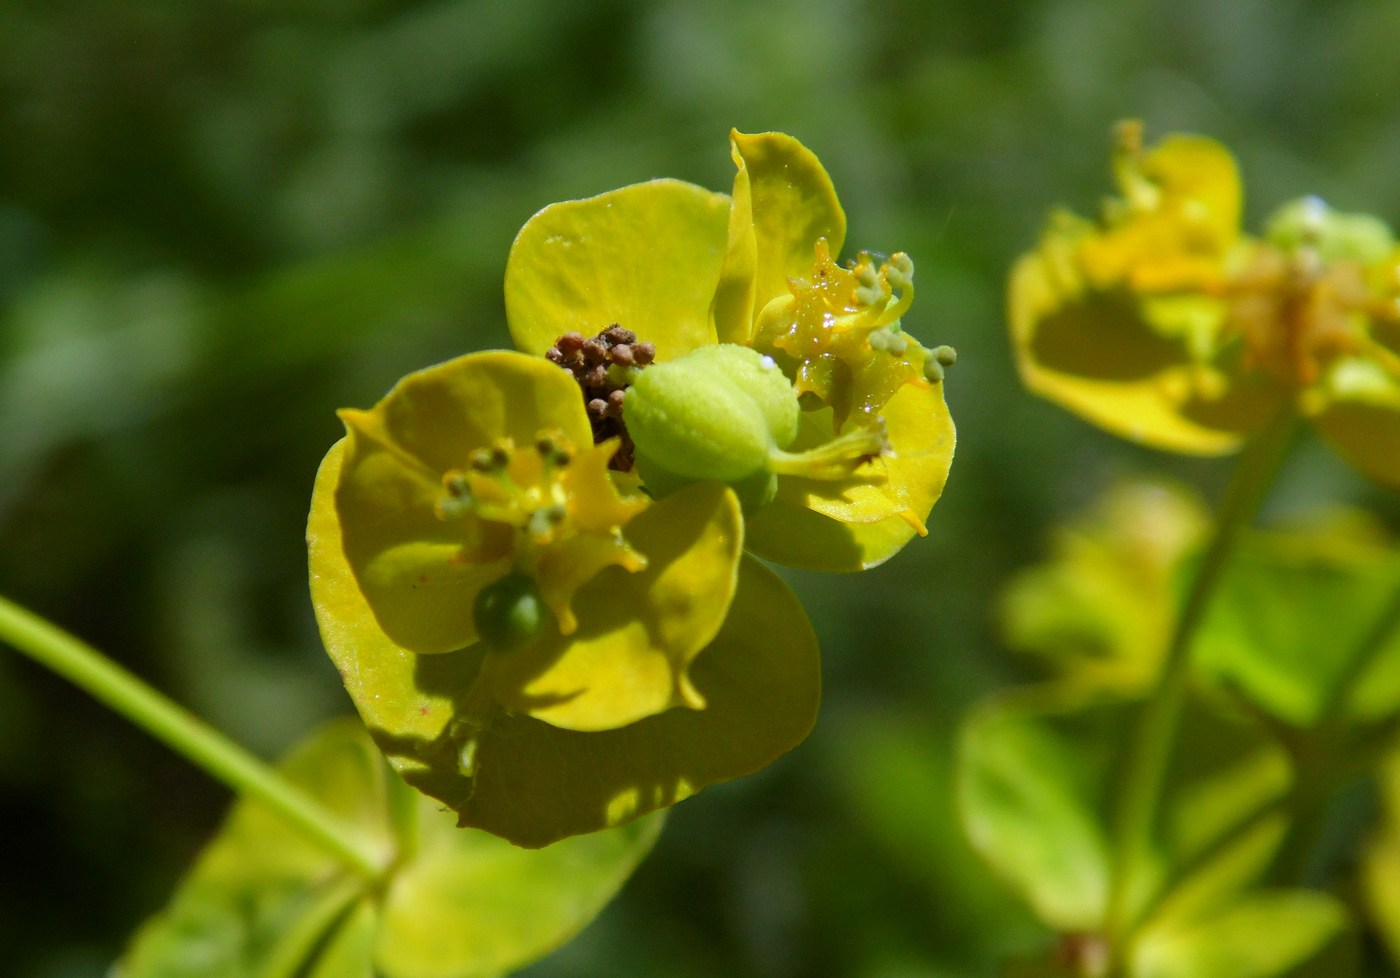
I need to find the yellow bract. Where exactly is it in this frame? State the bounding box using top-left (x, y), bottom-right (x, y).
top-left (310, 434), bottom-right (819, 846)
top-left (505, 130), bottom-right (957, 570)
top-left (315, 350), bottom-right (744, 733)
top-left (1012, 120), bottom-right (1400, 486)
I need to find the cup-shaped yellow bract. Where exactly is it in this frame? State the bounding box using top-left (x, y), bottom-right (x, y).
top-left (310, 350), bottom-right (822, 844)
top-left (317, 350), bottom-right (745, 731)
top-left (1012, 120), bottom-right (1400, 487)
top-left (505, 131), bottom-right (956, 571)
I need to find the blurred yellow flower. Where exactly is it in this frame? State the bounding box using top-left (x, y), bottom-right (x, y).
top-left (1011, 120), bottom-right (1400, 487)
top-left (506, 130), bottom-right (957, 570)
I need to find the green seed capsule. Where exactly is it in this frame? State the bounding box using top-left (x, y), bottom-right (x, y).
top-left (625, 344), bottom-right (800, 487)
top-left (473, 572), bottom-right (548, 653)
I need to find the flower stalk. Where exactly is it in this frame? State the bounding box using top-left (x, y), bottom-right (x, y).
top-left (0, 594), bottom-right (386, 879)
top-left (1105, 408), bottom-right (1296, 958)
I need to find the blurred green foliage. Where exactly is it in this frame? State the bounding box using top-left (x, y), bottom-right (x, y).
top-left (118, 719), bottom-right (663, 978)
top-left (5, 0), bottom-right (1400, 975)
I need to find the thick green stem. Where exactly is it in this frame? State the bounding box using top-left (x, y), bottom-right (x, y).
top-left (1105, 412), bottom-right (1296, 956)
top-left (0, 594), bottom-right (386, 879)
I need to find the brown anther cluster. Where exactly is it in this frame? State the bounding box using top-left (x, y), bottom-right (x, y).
top-left (545, 325), bottom-right (655, 471)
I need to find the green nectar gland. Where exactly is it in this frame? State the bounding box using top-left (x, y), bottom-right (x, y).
top-left (624, 343), bottom-right (888, 512)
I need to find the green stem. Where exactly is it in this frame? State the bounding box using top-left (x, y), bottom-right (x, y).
top-left (1316, 580), bottom-right (1400, 724)
top-left (0, 594), bottom-right (386, 880)
top-left (1105, 412), bottom-right (1296, 957)
top-left (1269, 581), bottom-right (1400, 886)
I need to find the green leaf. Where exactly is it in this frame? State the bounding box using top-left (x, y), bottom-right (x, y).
top-left (117, 719), bottom-right (662, 978)
top-left (958, 690), bottom-right (1116, 933)
top-left (1362, 750), bottom-right (1400, 970)
top-left (117, 719), bottom-right (394, 978)
top-left (997, 480), bottom-right (1207, 693)
top-left (957, 689), bottom-right (1291, 935)
top-left (1194, 511), bottom-right (1400, 729)
top-left (375, 802), bottom-right (661, 978)
top-left (1130, 890), bottom-right (1355, 978)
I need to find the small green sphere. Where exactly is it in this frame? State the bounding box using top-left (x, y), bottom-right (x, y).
top-left (473, 572), bottom-right (548, 653)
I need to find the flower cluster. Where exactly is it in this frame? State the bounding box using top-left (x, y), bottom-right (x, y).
top-left (1011, 120), bottom-right (1400, 486)
top-left (309, 132), bottom-right (955, 845)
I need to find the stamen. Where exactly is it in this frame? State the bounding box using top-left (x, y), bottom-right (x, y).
top-left (546, 324), bottom-right (655, 471)
top-left (535, 434), bottom-right (572, 468)
top-left (437, 472), bottom-right (474, 520)
top-left (526, 504), bottom-right (567, 540)
top-left (469, 444), bottom-right (509, 473)
top-left (923, 344), bottom-right (958, 383)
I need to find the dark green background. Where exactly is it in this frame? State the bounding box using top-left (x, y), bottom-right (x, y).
top-left (3, 0), bottom-right (1399, 974)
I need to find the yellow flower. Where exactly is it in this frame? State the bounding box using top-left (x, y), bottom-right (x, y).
top-left (506, 131), bottom-right (956, 571)
top-left (1011, 120), bottom-right (1400, 486)
top-left (309, 351), bottom-right (819, 845)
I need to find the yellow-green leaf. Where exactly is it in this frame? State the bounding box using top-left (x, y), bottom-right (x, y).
top-left (957, 689), bottom-right (1291, 935)
top-left (1131, 891), bottom-right (1355, 978)
top-left (117, 720), bottom-right (662, 978)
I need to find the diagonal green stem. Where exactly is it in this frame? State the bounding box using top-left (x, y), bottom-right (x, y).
top-left (1268, 580), bottom-right (1400, 886)
top-left (0, 594), bottom-right (386, 880)
top-left (1317, 580), bottom-right (1400, 725)
top-left (1105, 411), bottom-right (1296, 957)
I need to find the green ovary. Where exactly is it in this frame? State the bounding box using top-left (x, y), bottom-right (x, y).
top-left (625, 343), bottom-right (888, 512)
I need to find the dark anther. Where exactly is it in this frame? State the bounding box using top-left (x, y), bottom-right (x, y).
top-left (581, 338), bottom-right (608, 364)
top-left (605, 389), bottom-right (626, 418)
top-left (584, 364), bottom-right (609, 389)
top-left (469, 446), bottom-right (508, 473)
top-left (546, 325), bottom-right (655, 472)
top-left (535, 436), bottom-right (572, 466)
